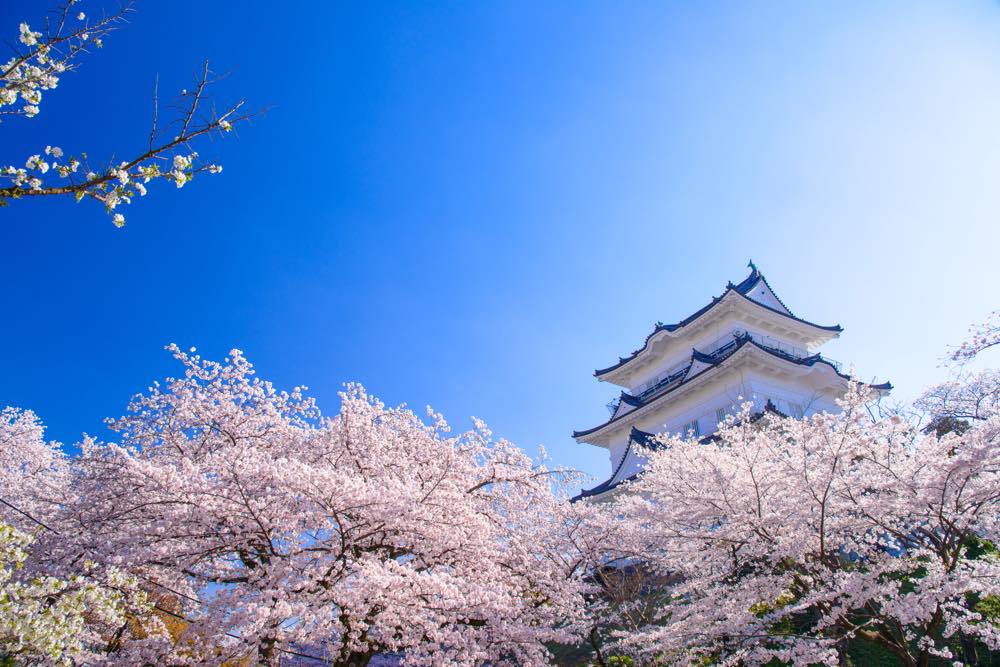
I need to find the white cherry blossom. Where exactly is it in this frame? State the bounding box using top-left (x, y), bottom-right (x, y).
top-left (1, 3), bottom-right (250, 227)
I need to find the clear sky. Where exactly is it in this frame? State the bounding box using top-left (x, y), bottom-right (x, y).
top-left (3, 1), bottom-right (1000, 490)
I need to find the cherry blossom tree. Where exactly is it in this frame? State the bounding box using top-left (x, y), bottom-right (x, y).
top-left (599, 383), bottom-right (1000, 667)
top-left (1, 1), bottom-right (250, 227)
top-left (907, 311), bottom-right (1000, 434)
top-left (0, 407), bottom-right (68, 531)
top-left (0, 409), bottom-right (173, 666)
top-left (914, 369), bottom-right (1000, 430)
top-left (0, 522), bottom-right (158, 667)
top-left (952, 311), bottom-right (1000, 363)
top-left (0, 521), bottom-right (149, 666)
top-left (52, 345), bottom-right (596, 666)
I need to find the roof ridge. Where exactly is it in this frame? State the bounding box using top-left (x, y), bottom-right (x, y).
top-left (593, 266), bottom-right (841, 378)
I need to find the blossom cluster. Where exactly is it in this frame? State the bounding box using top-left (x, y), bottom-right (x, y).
top-left (2, 23), bottom-right (61, 118)
top-left (599, 385), bottom-right (1000, 666)
top-left (2, 146), bottom-right (224, 227)
top-left (0, 522), bottom-right (149, 666)
top-left (953, 310), bottom-right (1000, 362)
top-left (2, 4), bottom-right (114, 119)
top-left (2, 319), bottom-right (999, 665)
top-left (2, 3), bottom-right (242, 227)
top-left (1, 346), bottom-right (598, 665)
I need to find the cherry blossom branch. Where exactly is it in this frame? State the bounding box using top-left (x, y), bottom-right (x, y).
top-left (2, 3), bottom-right (256, 227)
top-left (952, 310), bottom-right (1000, 362)
top-left (2, 1), bottom-right (132, 117)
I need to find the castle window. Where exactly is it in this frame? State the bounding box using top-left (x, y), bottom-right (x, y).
top-left (683, 419), bottom-right (700, 436)
top-left (716, 408), bottom-right (727, 424)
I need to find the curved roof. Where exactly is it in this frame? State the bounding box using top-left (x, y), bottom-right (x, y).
top-left (575, 333), bottom-right (871, 440)
top-left (571, 402), bottom-right (790, 502)
top-left (594, 264), bottom-right (843, 378)
top-left (607, 390), bottom-right (645, 420)
top-left (619, 392), bottom-right (643, 407)
top-left (571, 427), bottom-right (659, 501)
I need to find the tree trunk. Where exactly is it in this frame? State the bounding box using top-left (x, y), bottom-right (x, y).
top-left (258, 637), bottom-right (280, 667)
top-left (589, 626), bottom-right (609, 667)
top-left (333, 651), bottom-right (373, 667)
top-left (836, 636), bottom-right (851, 667)
top-left (960, 634), bottom-right (980, 666)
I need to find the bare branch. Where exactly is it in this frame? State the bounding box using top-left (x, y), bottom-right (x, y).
top-left (148, 74), bottom-right (159, 153)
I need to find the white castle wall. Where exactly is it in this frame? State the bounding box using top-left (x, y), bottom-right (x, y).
top-left (605, 367), bottom-right (842, 478)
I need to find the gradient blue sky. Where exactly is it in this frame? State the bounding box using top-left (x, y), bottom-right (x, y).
top-left (3, 1), bottom-right (1000, 488)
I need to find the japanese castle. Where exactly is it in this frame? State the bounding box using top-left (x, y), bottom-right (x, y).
top-left (573, 263), bottom-right (891, 501)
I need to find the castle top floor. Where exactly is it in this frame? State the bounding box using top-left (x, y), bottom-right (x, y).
top-left (594, 263), bottom-right (843, 392)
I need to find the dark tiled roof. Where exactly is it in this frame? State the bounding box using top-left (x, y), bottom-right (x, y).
top-left (594, 265), bottom-right (842, 378)
top-left (572, 471), bottom-right (642, 502)
top-left (628, 427), bottom-right (660, 449)
top-left (575, 334), bottom-right (864, 440)
top-left (571, 427), bottom-right (659, 501)
top-left (619, 392), bottom-right (644, 408)
top-left (571, 401), bottom-right (788, 502)
top-left (732, 260), bottom-right (796, 318)
top-left (691, 348), bottom-right (720, 365)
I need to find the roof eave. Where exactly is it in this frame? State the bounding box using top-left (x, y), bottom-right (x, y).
top-left (576, 340), bottom-right (857, 443)
top-left (593, 287), bottom-right (842, 384)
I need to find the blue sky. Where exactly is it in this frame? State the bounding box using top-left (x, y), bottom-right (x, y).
top-left (3, 1), bottom-right (1000, 489)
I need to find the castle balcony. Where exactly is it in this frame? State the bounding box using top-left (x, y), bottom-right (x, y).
top-left (723, 331), bottom-right (842, 374)
top-left (730, 331), bottom-right (842, 373)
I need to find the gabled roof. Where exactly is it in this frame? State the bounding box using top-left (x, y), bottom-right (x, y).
top-left (575, 333), bottom-right (874, 440)
top-left (607, 391), bottom-right (645, 420)
top-left (628, 427), bottom-right (660, 449)
top-left (571, 427), bottom-right (660, 501)
top-left (594, 263), bottom-right (843, 379)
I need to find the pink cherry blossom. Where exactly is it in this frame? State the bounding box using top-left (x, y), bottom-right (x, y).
top-left (597, 383), bottom-right (1000, 666)
top-left (51, 345), bottom-right (596, 665)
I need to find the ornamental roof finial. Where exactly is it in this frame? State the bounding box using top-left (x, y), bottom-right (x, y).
top-left (747, 258), bottom-right (758, 272)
